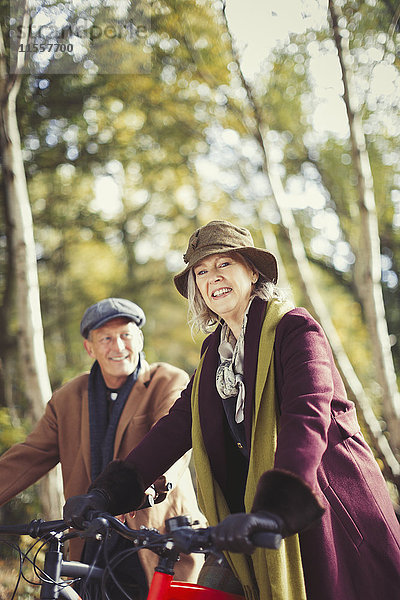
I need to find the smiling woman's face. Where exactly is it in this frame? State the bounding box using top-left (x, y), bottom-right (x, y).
top-left (193, 252), bottom-right (257, 337)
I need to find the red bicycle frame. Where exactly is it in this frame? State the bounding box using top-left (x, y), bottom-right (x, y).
top-left (148, 571), bottom-right (244, 600)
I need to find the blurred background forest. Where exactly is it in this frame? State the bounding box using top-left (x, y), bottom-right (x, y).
top-left (0, 0), bottom-right (400, 540)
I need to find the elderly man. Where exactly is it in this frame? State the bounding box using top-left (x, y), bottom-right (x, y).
top-left (0, 298), bottom-right (204, 598)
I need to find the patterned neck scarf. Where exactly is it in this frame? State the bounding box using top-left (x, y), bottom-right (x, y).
top-left (216, 299), bottom-right (253, 423)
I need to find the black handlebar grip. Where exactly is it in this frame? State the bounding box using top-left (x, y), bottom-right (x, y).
top-left (0, 519), bottom-right (68, 537)
top-left (251, 531), bottom-right (282, 549)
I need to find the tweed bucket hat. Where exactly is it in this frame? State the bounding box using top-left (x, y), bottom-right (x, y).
top-left (174, 220), bottom-right (278, 298)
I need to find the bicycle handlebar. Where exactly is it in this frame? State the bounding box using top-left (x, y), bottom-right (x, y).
top-left (0, 512), bottom-right (282, 552)
top-left (86, 513), bottom-right (282, 552)
top-left (160, 518), bottom-right (282, 553)
top-left (0, 518), bottom-right (68, 537)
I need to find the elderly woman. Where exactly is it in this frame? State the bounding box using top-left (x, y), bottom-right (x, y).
top-left (65, 221), bottom-right (400, 600)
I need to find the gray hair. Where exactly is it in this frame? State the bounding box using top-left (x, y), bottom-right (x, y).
top-left (187, 263), bottom-right (290, 335)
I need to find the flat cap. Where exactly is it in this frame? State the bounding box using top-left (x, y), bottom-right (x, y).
top-left (80, 298), bottom-right (146, 338)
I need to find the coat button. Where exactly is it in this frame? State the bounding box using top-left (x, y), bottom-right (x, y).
top-left (237, 442), bottom-right (243, 449)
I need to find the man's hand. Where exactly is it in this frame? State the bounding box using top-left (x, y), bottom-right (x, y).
top-left (137, 480), bottom-right (173, 508)
top-left (63, 489), bottom-right (110, 529)
top-left (211, 511), bottom-right (284, 554)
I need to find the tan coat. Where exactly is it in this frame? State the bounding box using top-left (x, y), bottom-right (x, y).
top-left (0, 362), bottom-right (205, 584)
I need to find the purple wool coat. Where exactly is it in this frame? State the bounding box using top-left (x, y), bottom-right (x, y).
top-left (126, 298), bottom-right (400, 599)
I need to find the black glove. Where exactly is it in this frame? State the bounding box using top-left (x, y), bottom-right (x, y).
top-left (251, 470), bottom-right (324, 535)
top-left (211, 511), bottom-right (284, 554)
top-left (63, 488), bottom-right (110, 529)
top-left (64, 460), bottom-right (147, 528)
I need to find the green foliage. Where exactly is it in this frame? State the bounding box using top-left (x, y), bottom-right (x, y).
top-left (7, 0), bottom-right (399, 388)
top-left (251, 16), bottom-right (400, 371)
top-left (4, 0), bottom-right (238, 388)
top-left (1, 0), bottom-right (400, 521)
top-left (0, 410), bottom-right (41, 561)
top-left (0, 409), bottom-right (25, 452)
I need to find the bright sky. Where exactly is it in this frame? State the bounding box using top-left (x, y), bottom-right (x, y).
top-left (93, 1), bottom-right (397, 228)
top-left (225, 0), bottom-right (399, 136)
top-left (224, 0), bottom-right (350, 137)
top-left (225, 0), bottom-right (328, 76)
top-left (92, 0), bottom-right (338, 219)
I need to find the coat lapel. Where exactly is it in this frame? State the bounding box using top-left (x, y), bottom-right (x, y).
top-left (113, 370), bottom-right (150, 457)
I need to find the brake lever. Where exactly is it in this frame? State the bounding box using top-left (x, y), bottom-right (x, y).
top-left (76, 516), bottom-right (110, 540)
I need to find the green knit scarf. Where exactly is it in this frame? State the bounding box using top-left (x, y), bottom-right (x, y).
top-left (191, 299), bottom-right (307, 600)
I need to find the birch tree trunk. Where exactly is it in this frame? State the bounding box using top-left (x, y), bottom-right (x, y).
top-left (221, 3), bottom-right (400, 487)
top-left (0, 14), bottom-right (63, 519)
top-left (329, 0), bottom-right (400, 450)
top-left (0, 172), bottom-right (18, 421)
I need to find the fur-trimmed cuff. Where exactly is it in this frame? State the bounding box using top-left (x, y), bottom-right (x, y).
top-left (88, 459), bottom-right (145, 516)
top-left (251, 470), bottom-right (325, 535)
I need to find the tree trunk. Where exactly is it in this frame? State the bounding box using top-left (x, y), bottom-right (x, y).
top-left (0, 19), bottom-right (63, 519)
top-left (329, 0), bottom-right (400, 451)
top-left (0, 168), bottom-right (18, 422)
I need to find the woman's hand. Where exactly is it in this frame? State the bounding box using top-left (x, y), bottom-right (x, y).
top-left (211, 511), bottom-right (284, 554)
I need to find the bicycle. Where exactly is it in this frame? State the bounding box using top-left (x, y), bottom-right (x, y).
top-left (0, 512), bottom-right (282, 599)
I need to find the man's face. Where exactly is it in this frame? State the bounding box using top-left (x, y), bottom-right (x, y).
top-left (83, 317), bottom-right (143, 389)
